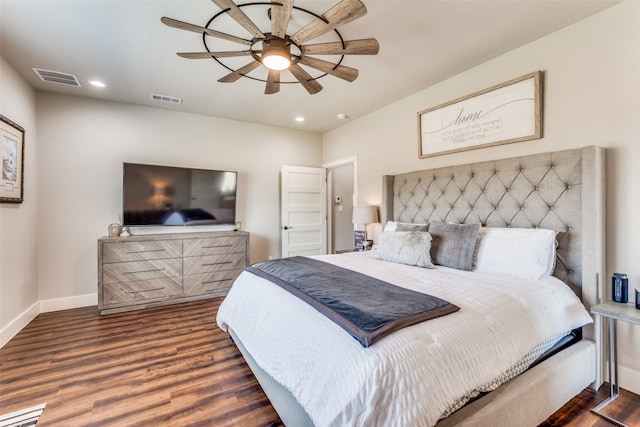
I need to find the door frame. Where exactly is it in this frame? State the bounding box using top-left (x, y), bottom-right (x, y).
top-left (322, 156), bottom-right (358, 254)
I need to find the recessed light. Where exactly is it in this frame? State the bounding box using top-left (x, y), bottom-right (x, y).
top-left (295, 116), bottom-right (305, 122)
top-left (89, 80), bottom-right (106, 88)
top-left (337, 113), bottom-right (347, 120)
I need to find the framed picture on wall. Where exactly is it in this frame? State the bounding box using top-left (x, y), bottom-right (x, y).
top-left (418, 71), bottom-right (543, 158)
top-left (0, 115), bottom-right (25, 204)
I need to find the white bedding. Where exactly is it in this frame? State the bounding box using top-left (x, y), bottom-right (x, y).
top-left (216, 252), bottom-right (593, 427)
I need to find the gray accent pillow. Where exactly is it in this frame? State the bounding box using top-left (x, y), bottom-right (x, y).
top-left (395, 222), bottom-right (429, 232)
top-left (377, 231), bottom-right (435, 268)
top-left (428, 222), bottom-right (481, 270)
top-left (383, 221), bottom-right (428, 232)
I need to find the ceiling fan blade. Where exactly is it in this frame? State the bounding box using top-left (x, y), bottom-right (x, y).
top-left (298, 56), bottom-right (358, 82)
top-left (178, 51), bottom-right (255, 59)
top-left (270, 0), bottom-right (294, 39)
top-left (290, 0), bottom-right (367, 45)
top-left (218, 60), bottom-right (262, 83)
top-left (161, 17), bottom-right (252, 46)
top-left (211, 0), bottom-right (265, 39)
top-left (301, 39), bottom-right (379, 56)
top-left (288, 64), bottom-right (323, 94)
top-left (265, 69), bottom-right (281, 94)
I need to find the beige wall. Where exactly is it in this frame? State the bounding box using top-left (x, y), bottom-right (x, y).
top-left (0, 57), bottom-right (39, 346)
top-left (323, 1), bottom-right (640, 394)
top-left (33, 92), bottom-right (322, 308)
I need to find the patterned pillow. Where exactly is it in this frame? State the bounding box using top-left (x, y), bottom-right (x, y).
top-left (377, 231), bottom-right (435, 268)
top-left (428, 222), bottom-right (481, 270)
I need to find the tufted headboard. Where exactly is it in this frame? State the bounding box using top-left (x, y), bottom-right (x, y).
top-left (381, 146), bottom-right (605, 358)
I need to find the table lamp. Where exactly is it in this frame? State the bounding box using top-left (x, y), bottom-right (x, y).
top-left (352, 205), bottom-right (379, 250)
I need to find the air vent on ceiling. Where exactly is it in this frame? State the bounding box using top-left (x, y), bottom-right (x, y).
top-left (32, 67), bottom-right (81, 87)
top-left (151, 94), bottom-right (182, 104)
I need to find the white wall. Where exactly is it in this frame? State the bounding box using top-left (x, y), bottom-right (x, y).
top-left (34, 92), bottom-right (322, 308)
top-left (0, 57), bottom-right (39, 347)
top-left (323, 1), bottom-right (640, 395)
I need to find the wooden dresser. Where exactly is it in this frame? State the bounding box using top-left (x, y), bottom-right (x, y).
top-left (98, 231), bottom-right (249, 315)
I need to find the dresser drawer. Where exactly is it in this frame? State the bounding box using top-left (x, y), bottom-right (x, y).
top-left (183, 269), bottom-right (243, 296)
top-left (183, 236), bottom-right (246, 257)
top-left (98, 231), bottom-right (248, 314)
top-left (102, 258), bottom-right (182, 284)
top-left (183, 253), bottom-right (247, 275)
top-left (103, 240), bottom-right (182, 263)
top-left (103, 277), bottom-right (183, 304)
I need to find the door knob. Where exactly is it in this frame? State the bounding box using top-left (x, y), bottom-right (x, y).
top-left (283, 226), bottom-right (292, 230)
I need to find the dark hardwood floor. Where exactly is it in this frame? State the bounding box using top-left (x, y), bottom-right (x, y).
top-left (1, 298), bottom-right (638, 426)
top-left (539, 386), bottom-right (640, 427)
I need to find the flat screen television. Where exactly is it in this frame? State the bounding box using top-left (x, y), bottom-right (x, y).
top-left (122, 162), bottom-right (237, 227)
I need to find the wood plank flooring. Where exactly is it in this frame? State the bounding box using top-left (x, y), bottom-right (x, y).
top-left (540, 386), bottom-right (640, 427)
top-left (0, 298), bottom-right (280, 426)
top-left (1, 298), bottom-right (638, 426)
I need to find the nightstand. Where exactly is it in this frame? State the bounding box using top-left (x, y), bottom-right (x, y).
top-left (590, 301), bottom-right (640, 427)
top-left (335, 249), bottom-right (358, 254)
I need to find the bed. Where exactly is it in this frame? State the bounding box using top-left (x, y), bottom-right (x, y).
top-left (217, 146), bottom-right (606, 427)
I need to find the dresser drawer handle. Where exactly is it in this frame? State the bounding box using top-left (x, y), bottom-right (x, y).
top-left (125, 248), bottom-right (166, 254)
top-left (126, 287), bottom-right (164, 293)
top-left (201, 244), bottom-right (233, 249)
top-left (201, 261), bottom-right (232, 266)
top-left (124, 268), bottom-right (166, 274)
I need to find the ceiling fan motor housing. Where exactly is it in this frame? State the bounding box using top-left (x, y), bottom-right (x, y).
top-left (260, 35), bottom-right (292, 70)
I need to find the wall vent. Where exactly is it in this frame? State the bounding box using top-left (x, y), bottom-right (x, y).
top-left (151, 94), bottom-right (182, 104)
top-left (32, 67), bottom-right (81, 87)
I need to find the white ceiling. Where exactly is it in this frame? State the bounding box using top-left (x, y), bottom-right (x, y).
top-left (0, 0), bottom-right (618, 134)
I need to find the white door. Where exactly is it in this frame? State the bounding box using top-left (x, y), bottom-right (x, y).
top-left (281, 165), bottom-right (327, 258)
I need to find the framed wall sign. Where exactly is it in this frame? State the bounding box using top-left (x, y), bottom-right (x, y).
top-left (354, 230), bottom-right (365, 250)
top-left (1, 115), bottom-right (25, 203)
top-left (418, 71), bottom-right (543, 158)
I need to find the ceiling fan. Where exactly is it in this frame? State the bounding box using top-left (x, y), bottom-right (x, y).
top-left (161, 0), bottom-right (379, 95)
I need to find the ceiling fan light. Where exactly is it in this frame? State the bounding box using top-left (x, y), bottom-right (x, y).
top-left (261, 37), bottom-right (291, 71)
top-left (262, 50), bottom-right (291, 70)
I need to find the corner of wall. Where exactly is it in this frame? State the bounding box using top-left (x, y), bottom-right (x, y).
top-left (0, 301), bottom-right (39, 348)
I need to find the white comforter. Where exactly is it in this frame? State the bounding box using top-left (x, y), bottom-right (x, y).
top-left (216, 252), bottom-right (592, 427)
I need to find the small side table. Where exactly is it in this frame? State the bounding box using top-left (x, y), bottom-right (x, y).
top-left (335, 249), bottom-right (357, 254)
top-left (590, 301), bottom-right (640, 427)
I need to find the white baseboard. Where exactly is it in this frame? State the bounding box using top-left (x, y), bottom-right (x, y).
top-left (620, 365), bottom-right (640, 396)
top-left (0, 301), bottom-right (40, 348)
top-left (1, 294), bottom-right (98, 349)
top-left (39, 293), bottom-right (97, 313)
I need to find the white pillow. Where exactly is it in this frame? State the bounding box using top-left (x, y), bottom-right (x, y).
top-left (473, 227), bottom-right (556, 279)
top-left (377, 231), bottom-right (435, 268)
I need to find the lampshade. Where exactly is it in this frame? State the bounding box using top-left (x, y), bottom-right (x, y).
top-left (352, 205), bottom-right (379, 225)
top-left (153, 185), bottom-right (167, 197)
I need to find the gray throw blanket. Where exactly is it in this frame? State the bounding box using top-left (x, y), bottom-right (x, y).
top-left (246, 256), bottom-right (459, 347)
